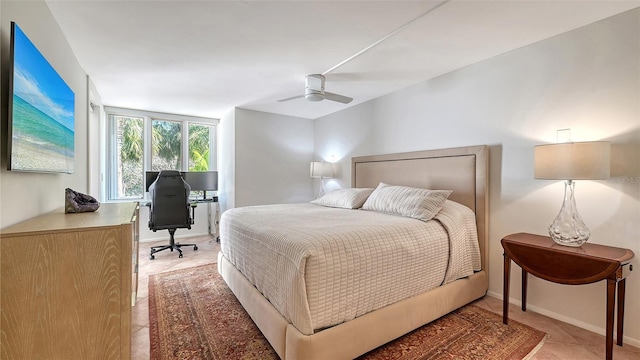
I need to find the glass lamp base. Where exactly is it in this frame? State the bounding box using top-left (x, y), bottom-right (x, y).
top-left (316, 178), bottom-right (326, 199)
top-left (549, 230), bottom-right (589, 247)
top-left (548, 180), bottom-right (590, 247)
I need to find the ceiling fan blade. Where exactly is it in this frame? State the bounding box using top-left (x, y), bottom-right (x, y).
top-left (277, 94), bottom-right (305, 102)
top-left (324, 92), bottom-right (353, 104)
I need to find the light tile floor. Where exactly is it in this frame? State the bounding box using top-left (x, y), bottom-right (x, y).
top-left (474, 297), bottom-right (640, 360)
top-left (132, 235), bottom-right (221, 360)
top-left (132, 235), bottom-right (640, 359)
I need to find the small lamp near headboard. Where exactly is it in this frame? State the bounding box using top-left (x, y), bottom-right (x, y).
top-left (534, 141), bottom-right (610, 247)
top-left (310, 161), bottom-right (333, 198)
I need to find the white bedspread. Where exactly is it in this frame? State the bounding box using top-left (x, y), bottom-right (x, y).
top-left (220, 200), bottom-right (480, 335)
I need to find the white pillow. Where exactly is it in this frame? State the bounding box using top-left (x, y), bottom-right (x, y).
top-left (361, 183), bottom-right (452, 221)
top-left (311, 188), bottom-right (374, 209)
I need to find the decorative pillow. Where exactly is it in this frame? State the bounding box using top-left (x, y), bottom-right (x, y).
top-left (311, 188), bottom-right (375, 209)
top-left (361, 183), bottom-right (452, 221)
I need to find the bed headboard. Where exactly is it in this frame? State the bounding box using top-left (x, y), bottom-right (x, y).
top-left (352, 145), bottom-right (489, 271)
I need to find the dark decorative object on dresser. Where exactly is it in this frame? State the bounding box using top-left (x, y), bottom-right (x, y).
top-left (65, 188), bottom-right (100, 213)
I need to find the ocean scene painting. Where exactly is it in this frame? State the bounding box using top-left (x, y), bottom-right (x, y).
top-left (10, 22), bottom-right (75, 173)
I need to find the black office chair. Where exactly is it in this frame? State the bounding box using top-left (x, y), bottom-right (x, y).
top-left (148, 170), bottom-right (198, 260)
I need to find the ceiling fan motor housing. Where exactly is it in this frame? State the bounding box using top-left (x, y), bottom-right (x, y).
top-left (305, 74), bottom-right (325, 101)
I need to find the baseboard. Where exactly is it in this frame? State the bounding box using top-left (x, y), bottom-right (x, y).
top-left (140, 231), bottom-right (211, 243)
top-left (486, 291), bottom-right (640, 348)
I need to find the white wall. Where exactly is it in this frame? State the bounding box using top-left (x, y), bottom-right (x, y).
top-left (218, 108), bottom-right (236, 213)
top-left (314, 9), bottom-right (640, 345)
top-left (0, 0), bottom-right (90, 227)
top-left (233, 108), bottom-right (314, 207)
top-left (87, 77), bottom-right (102, 199)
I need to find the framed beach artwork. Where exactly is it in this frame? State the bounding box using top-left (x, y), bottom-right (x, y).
top-left (7, 22), bottom-right (75, 174)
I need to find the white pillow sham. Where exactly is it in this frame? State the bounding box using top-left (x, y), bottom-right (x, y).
top-left (310, 188), bottom-right (374, 209)
top-left (361, 182), bottom-right (452, 221)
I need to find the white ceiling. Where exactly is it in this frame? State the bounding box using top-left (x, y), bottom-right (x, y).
top-left (45, 1), bottom-right (638, 120)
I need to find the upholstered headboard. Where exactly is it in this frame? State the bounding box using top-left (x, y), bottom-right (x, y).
top-left (352, 145), bottom-right (489, 271)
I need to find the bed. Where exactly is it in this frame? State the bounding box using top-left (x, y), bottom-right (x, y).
top-left (218, 145), bottom-right (489, 360)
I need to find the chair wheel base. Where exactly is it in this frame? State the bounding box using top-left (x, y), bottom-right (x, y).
top-left (149, 241), bottom-right (198, 260)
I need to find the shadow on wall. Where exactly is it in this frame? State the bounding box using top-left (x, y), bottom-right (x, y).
top-left (488, 143), bottom-right (503, 206)
top-left (595, 128), bottom-right (639, 254)
top-left (606, 128), bottom-right (640, 197)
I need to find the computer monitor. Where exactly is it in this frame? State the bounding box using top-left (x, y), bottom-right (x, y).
top-left (182, 171), bottom-right (218, 199)
top-left (145, 171), bottom-right (160, 192)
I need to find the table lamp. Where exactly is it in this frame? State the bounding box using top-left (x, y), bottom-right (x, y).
top-left (310, 161), bottom-right (333, 198)
top-left (534, 141), bottom-right (610, 247)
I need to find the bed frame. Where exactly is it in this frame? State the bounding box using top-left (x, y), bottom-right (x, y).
top-left (218, 145), bottom-right (489, 360)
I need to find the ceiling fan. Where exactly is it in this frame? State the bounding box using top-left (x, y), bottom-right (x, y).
top-left (278, 74), bottom-right (353, 104)
top-left (275, 2), bottom-right (450, 107)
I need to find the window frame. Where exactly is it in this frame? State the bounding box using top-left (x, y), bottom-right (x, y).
top-left (105, 106), bottom-right (218, 201)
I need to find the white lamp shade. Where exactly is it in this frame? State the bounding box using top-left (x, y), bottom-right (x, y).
top-left (310, 161), bottom-right (333, 178)
top-left (534, 141), bottom-right (610, 180)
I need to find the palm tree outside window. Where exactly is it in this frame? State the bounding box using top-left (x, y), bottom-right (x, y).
top-left (106, 108), bottom-right (217, 201)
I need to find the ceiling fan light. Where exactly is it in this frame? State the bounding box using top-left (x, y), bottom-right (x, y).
top-left (305, 93), bottom-right (324, 102)
top-left (305, 88), bottom-right (324, 101)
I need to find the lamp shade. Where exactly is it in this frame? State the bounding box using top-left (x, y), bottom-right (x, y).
top-left (310, 161), bottom-right (333, 178)
top-left (534, 141), bottom-right (610, 180)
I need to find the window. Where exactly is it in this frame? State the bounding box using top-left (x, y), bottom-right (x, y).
top-left (106, 107), bottom-right (218, 201)
top-left (111, 115), bottom-right (144, 199)
top-left (188, 123), bottom-right (211, 171)
top-left (152, 120), bottom-right (182, 171)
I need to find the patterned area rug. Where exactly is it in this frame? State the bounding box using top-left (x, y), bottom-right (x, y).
top-left (149, 264), bottom-right (547, 360)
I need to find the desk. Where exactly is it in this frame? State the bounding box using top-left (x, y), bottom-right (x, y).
top-left (192, 196), bottom-right (220, 241)
top-left (501, 232), bottom-right (634, 360)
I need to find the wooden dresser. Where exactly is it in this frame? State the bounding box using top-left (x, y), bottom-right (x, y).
top-left (1, 202), bottom-right (140, 360)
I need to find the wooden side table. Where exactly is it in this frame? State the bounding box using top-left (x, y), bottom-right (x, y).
top-left (501, 233), bottom-right (634, 360)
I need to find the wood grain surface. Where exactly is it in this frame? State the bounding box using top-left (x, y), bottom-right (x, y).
top-left (1, 202), bottom-right (138, 360)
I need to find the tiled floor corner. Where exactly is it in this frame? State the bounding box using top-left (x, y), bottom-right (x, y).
top-left (473, 296), bottom-right (639, 359)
